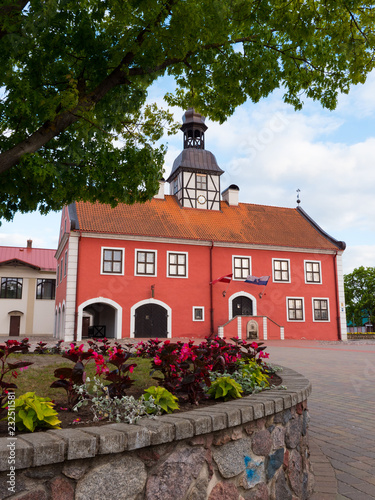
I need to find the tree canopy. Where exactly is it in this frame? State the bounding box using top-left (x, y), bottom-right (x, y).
top-left (344, 266), bottom-right (375, 328)
top-left (1, 0), bottom-right (375, 220)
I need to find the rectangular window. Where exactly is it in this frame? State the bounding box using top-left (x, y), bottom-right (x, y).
top-left (56, 264), bottom-right (59, 286)
top-left (273, 259), bottom-right (290, 282)
top-left (168, 252), bottom-right (187, 278)
top-left (64, 250), bottom-right (68, 277)
top-left (136, 250), bottom-right (156, 276)
top-left (313, 299), bottom-right (329, 321)
top-left (193, 307), bottom-right (205, 321)
top-left (1, 278), bottom-right (23, 299)
top-left (305, 261), bottom-right (321, 283)
top-left (36, 279), bottom-right (56, 300)
top-left (287, 298), bottom-right (304, 321)
top-left (233, 256), bottom-right (251, 280)
top-left (60, 257), bottom-right (63, 282)
top-left (196, 174), bottom-right (207, 190)
top-left (102, 248), bottom-right (124, 274)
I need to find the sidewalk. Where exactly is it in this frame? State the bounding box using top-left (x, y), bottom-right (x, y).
top-left (266, 339), bottom-right (375, 500)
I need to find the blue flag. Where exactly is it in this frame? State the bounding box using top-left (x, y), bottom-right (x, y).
top-left (245, 275), bottom-right (270, 286)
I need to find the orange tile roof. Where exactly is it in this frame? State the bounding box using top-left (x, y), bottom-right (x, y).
top-left (74, 196), bottom-right (342, 251)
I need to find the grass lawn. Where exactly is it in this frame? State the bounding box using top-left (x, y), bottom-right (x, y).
top-left (7, 353), bottom-right (155, 402)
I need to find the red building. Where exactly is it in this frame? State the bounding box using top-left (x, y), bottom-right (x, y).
top-left (55, 109), bottom-right (347, 342)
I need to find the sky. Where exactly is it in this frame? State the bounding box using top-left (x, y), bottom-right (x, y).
top-left (1, 71), bottom-right (375, 275)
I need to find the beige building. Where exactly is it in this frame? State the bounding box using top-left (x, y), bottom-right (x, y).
top-left (0, 241), bottom-right (56, 337)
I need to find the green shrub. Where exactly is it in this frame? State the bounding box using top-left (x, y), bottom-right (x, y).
top-left (143, 386), bottom-right (179, 414)
top-left (7, 392), bottom-right (61, 432)
top-left (206, 376), bottom-right (243, 401)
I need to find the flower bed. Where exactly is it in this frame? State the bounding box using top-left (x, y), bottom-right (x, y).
top-left (0, 366), bottom-right (313, 500)
top-left (1, 337), bottom-right (280, 433)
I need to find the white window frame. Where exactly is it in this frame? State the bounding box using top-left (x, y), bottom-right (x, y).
top-left (304, 260), bottom-right (322, 284)
top-left (312, 297), bottom-right (330, 322)
top-left (167, 251), bottom-right (188, 278)
top-left (286, 297), bottom-right (305, 322)
top-left (232, 255), bottom-right (251, 281)
top-left (193, 306), bottom-right (205, 322)
top-left (100, 247), bottom-right (125, 276)
top-left (64, 250), bottom-right (68, 277)
top-left (272, 258), bottom-right (291, 283)
top-left (135, 249), bottom-right (157, 277)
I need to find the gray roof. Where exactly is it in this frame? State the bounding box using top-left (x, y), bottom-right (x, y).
top-left (166, 148), bottom-right (224, 182)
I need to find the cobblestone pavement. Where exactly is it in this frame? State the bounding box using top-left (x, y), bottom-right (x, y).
top-left (265, 339), bottom-right (375, 500)
top-left (2, 336), bottom-right (375, 499)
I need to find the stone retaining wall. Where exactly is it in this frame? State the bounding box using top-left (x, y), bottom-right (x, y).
top-left (0, 367), bottom-right (313, 500)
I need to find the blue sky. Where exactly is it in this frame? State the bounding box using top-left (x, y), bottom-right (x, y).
top-left (1, 71), bottom-right (375, 275)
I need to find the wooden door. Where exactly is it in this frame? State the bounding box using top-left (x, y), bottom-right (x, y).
top-left (135, 304), bottom-right (168, 338)
top-left (232, 296), bottom-right (253, 317)
top-left (82, 317), bottom-right (90, 338)
top-left (9, 316), bottom-right (20, 336)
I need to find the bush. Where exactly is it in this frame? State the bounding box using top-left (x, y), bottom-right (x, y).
top-left (3, 392), bottom-right (61, 432)
top-left (206, 376), bottom-right (243, 401)
top-left (143, 386), bottom-right (179, 414)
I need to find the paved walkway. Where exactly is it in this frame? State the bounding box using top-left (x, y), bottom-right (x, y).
top-left (265, 339), bottom-right (375, 500)
top-left (3, 336), bottom-right (375, 499)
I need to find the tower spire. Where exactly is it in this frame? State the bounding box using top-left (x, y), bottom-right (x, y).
top-left (181, 108), bottom-right (208, 150)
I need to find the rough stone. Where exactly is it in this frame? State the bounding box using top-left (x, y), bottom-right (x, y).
top-left (274, 409), bottom-right (292, 425)
top-left (251, 430), bottom-right (272, 456)
top-left (288, 449), bottom-right (303, 497)
top-left (208, 482), bottom-right (239, 500)
top-left (0, 438), bottom-right (33, 471)
top-left (75, 455), bottom-right (147, 500)
top-left (242, 455), bottom-right (264, 489)
top-left (285, 417), bottom-right (301, 449)
top-left (106, 422), bottom-right (151, 449)
top-left (274, 471), bottom-right (293, 500)
top-left (266, 448), bottom-right (284, 480)
top-left (25, 464), bottom-right (61, 479)
top-left (186, 464), bottom-right (210, 500)
top-left (49, 476), bottom-right (75, 500)
top-left (0, 472), bottom-right (26, 499)
top-left (62, 461), bottom-right (90, 480)
top-left (242, 482), bottom-right (269, 500)
top-left (145, 446), bottom-right (206, 500)
top-left (271, 426), bottom-right (286, 449)
top-left (212, 437), bottom-right (253, 478)
top-left (302, 411), bottom-right (309, 437)
top-left (8, 489), bottom-right (48, 500)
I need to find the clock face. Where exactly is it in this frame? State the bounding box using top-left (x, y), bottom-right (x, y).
top-left (197, 195), bottom-right (206, 205)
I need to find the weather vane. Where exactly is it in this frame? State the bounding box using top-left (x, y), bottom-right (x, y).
top-left (296, 189), bottom-right (301, 205)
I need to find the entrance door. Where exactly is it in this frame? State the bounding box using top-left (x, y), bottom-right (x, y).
top-left (82, 317), bottom-right (90, 338)
top-left (135, 304), bottom-right (168, 338)
top-left (9, 316), bottom-right (20, 336)
top-left (232, 296), bottom-right (253, 317)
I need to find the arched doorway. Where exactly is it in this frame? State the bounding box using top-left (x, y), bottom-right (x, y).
top-left (134, 303), bottom-right (168, 338)
top-left (77, 298), bottom-right (122, 340)
top-left (232, 295), bottom-right (253, 317)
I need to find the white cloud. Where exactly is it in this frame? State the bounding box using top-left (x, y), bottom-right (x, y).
top-left (342, 246), bottom-right (375, 274)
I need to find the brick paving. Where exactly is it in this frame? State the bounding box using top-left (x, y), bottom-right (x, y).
top-left (265, 339), bottom-right (375, 500)
top-left (2, 335), bottom-right (375, 499)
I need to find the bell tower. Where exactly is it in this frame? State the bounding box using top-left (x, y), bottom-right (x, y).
top-left (167, 108), bottom-right (223, 210)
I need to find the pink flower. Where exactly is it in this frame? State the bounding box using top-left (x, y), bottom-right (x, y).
top-left (250, 342), bottom-right (258, 349)
top-left (154, 356), bottom-right (162, 366)
top-left (129, 365), bottom-right (134, 374)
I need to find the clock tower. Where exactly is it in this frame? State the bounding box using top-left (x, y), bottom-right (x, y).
top-left (167, 108), bottom-right (224, 210)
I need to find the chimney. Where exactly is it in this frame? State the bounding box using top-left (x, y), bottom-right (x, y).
top-left (154, 179), bottom-right (165, 200)
top-left (221, 185), bottom-right (239, 206)
top-left (27, 239), bottom-right (32, 249)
